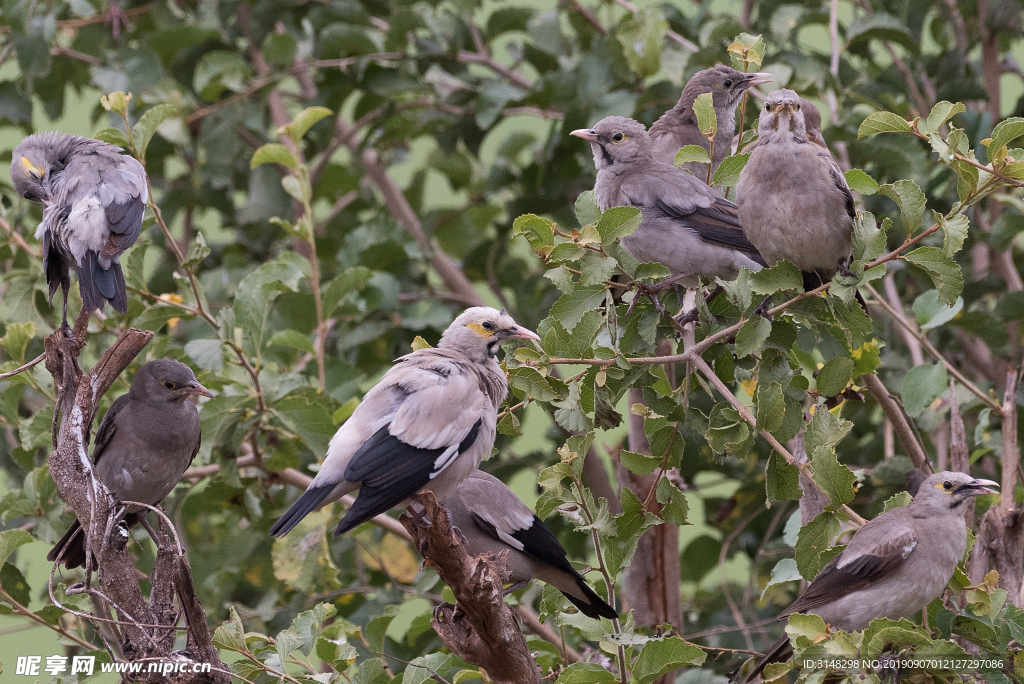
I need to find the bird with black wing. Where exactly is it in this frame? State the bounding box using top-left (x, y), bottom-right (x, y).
top-left (48, 359), bottom-right (213, 568)
top-left (11, 133), bottom-right (148, 334)
top-left (746, 471), bottom-right (998, 681)
top-left (269, 307), bottom-right (539, 539)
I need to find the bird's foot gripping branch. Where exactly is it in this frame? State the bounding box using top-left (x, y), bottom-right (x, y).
top-left (43, 326), bottom-right (227, 683)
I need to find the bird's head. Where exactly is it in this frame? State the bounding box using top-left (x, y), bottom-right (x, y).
top-left (680, 65), bottom-right (773, 111)
top-left (10, 132), bottom-right (85, 203)
top-left (912, 471), bottom-right (999, 514)
top-left (757, 89), bottom-right (809, 144)
top-left (570, 116), bottom-right (651, 171)
top-left (130, 358), bottom-right (214, 404)
top-left (439, 306), bottom-right (539, 362)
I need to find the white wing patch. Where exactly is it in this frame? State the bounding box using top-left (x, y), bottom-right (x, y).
top-left (66, 195), bottom-right (108, 264)
top-left (430, 443), bottom-right (461, 477)
top-left (901, 540), bottom-right (918, 558)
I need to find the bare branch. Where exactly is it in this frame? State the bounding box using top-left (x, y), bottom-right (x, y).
top-left (861, 373), bottom-right (934, 474)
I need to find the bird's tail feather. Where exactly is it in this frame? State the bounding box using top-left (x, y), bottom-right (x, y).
top-left (109, 261), bottom-right (127, 313)
top-left (269, 483), bottom-right (336, 537)
top-left (564, 577), bottom-right (618, 620)
top-left (47, 519), bottom-right (87, 568)
top-left (745, 633), bottom-right (793, 683)
top-left (75, 252), bottom-right (105, 313)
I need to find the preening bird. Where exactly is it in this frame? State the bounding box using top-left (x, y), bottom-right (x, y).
top-left (649, 65), bottom-right (772, 175)
top-left (746, 471), bottom-right (998, 681)
top-left (571, 116), bottom-right (765, 318)
top-left (737, 90), bottom-right (854, 287)
top-left (269, 307), bottom-right (539, 538)
top-left (440, 469), bottom-right (618, 620)
top-left (48, 359), bottom-right (212, 568)
top-left (10, 132), bottom-right (148, 331)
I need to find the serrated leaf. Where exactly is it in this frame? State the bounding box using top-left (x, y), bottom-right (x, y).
top-left (879, 179), bottom-right (926, 235)
top-left (507, 367), bottom-right (562, 401)
top-left (549, 286), bottom-right (607, 331)
top-left (621, 450), bottom-right (663, 476)
top-left (184, 338), bottom-right (224, 371)
top-left (900, 363), bottom-right (948, 417)
top-left (755, 381), bottom-right (785, 433)
top-left (727, 32), bottom-right (766, 69)
top-left (268, 329), bottom-right (316, 354)
top-left (596, 206), bottom-right (641, 244)
top-left (988, 117), bottom-right (1024, 156)
top-left (556, 663), bottom-right (617, 683)
top-left (904, 246), bottom-right (964, 306)
top-left (844, 168), bottom-right (878, 195)
top-left (512, 213), bottom-right (555, 253)
top-left (809, 446), bottom-right (856, 507)
top-left (251, 143), bottom-right (297, 170)
top-left (133, 103), bottom-right (178, 160)
top-left (766, 451), bottom-right (801, 501)
top-left (674, 144), bottom-right (711, 166)
top-left (920, 101), bottom-right (966, 135)
top-left (574, 191), bottom-right (601, 227)
top-left (761, 558), bottom-right (802, 599)
top-left (712, 152), bottom-right (749, 187)
top-left (804, 407), bottom-right (853, 456)
top-left (735, 316), bottom-right (771, 357)
top-left (693, 91), bottom-right (717, 138)
top-left (883, 491), bottom-right (913, 511)
top-left (912, 289), bottom-right (963, 330)
top-left (285, 106), bottom-right (333, 143)
top-left (0, 529), bottom-right (32, 566)
top-left (935, 211), bottom-right (969, 258)
top-left (748, 260), bottom-right (803, 295)
top-left (615, 8), bottom-right (667, 79)
top-left (853, 212), bottom-right (887, 262)
top-left (93, 127), bottom-right (131, 149)
top-left (632, 637), bottom-right (706, 683)
top-left (100, 91), bottom-right (131, 117)
top-left (816, 357), bottom-right (854, 396)
top-left (794, 510), bottom-right (841, 578)
top-left (858, 111), bottom-right (913, 138)
top-left (213, 607), bottom-right (248, 652)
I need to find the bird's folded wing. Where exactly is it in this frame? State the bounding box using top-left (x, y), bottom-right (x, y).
top-left (469, 508), bottom-right (581, 579)
top-left (783, 519), bottom-right (918, 615)
top-left (654, 196), bottom-right (765, 259)
top-left (91, 393), bottom-right (131, 467)
top-left (824, 153), bottom-right (855, 220)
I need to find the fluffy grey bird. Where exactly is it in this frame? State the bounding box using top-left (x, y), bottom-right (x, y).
top-left (571, 116), bottom-right (765, 318)
top-left (11, 132), bottom-right (148, 331)
top-left (649, 65), bottom-right (772, 175)
top-left (737, 90), bottom-right (854, 286)
top-left (440, 469), bottom-right (618, 620)
top-left (48, 359), bottom-right (212, 568)
top-left (269, 307), bottom-right (539, 538)
top-left (747, 98), bottom-right (827, 153)
top-left (747, 471), bottom-right (998, 681)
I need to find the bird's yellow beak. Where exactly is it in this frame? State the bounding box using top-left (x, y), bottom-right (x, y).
top-left (21, 156), bottom-right (44, 178)
top-left (570, 129), bottom-right (601, 142)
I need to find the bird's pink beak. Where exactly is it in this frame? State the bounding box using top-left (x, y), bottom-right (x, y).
top-left (508, 325), bottom-right (540, 341)
top-left (745, 72), bottom-right (774, 88)
top-left (186, 381), bottom-right (214, 399)
top-left (968, 478), bottom-right (1000, 495)
top-left (570, 128), bottom-right (601, 142)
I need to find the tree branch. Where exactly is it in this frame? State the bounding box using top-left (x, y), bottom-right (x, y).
top-left (861, 373), bottom-right (934, 474)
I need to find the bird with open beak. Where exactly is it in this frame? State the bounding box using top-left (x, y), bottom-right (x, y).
top-left (49, 359), bottom-right (213, 568)
top-left (270, 307), bottom-right (540, 538)
top-left (571, 117), bottom-right (765, 322)
top-left (649, 65), bottom-right (772, 177)
top-left (746, 471), bottom-right (999, 681)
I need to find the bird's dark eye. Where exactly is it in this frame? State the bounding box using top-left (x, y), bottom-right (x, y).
top-left (611, 133), bottom-right (624, 142)
top-left (164, 381), bottom-right (176, 390)
top-left (723, 79), bottom-right (733, 87)
top-left (481, 321), bottom-right (495, 331)
top-left (764, 103), bottom-right (771, 111)
top-left (795, 102), bottom-right (801, 110)
top-left (943, 481), bottom-right (953, 490)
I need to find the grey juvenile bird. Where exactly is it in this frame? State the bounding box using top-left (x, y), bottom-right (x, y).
top-left (48, 359), bottom-right (212, 568)
top-left (747, 471), bottom-right (998, 680)
top-left (747, 98), bottom-right (828, 153)
top-left (11, 133), bottom-right (148, 331)
top-left (440, 469), bottom-right (618, 619)
top-left (649, 65), bottom-right (772, 176)
top-left (737, 90), bottom-right (854, 287)
top-left (571, 117), bottom-right (765, 318)
top-left (269, 307), bottom-right (539, 538)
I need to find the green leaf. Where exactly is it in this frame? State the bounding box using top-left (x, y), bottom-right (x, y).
top-left (912, 290), bottom-right (963, 330)
top-left (0, 322), bottom-right (35, 365)
top-left (988, 117), bottom-right (1024, 155)
top-left (766, 451), bottom-right (801, 502)
top-left (794, 510), bottom-right (841, 579)
top-left (507, 367), bottom-right (562, 401)
top-left (755, 381), bottom-right (785, 433)
top-left (761, 558), bottom-right (802, 599)
top-left (853, 213), bottom-right (887, 262)
top-left (0, 562), bottom-right (29, 607)
top-left (184, 338), bottom-right (224, 371)
top-left (251, 143), bottom-right (297, 170)
top-left (213, 607), bottom-right (248, 652)
top-left (858, 111), bottom-right (913, 138)
top-left (693, 91), bottom-right (717, 138)
top-left (284, 106), bottom-right (334, 143)
top-left (816, 357), bottom-right (854, 396)
top-left (809, 446), bottom-right (856, 506)
top-left (93, 127), bottom-right (131, 149)
top-left (904, 246), bottom-right (964, 306)
top-left (132, 103), bottom-right (178, 160)
top-left (632, 637), bottom-right (706, 683)
top-left (549, 286), bottom-right (607, 332)
top-left (556, 663), bottom-right (617, 683)
top-left (595, 206), bottom-right (642, 244)
top-left (621, 450), bottom-right (663, 476)
top-left (936, 211), bottom-right (969, 258)
top-left (879, 179), bottom-right (926, 235)
top-left (883, 491), bottom-right (913, 511)
top-left (674, 144), bottom-right (711, 166)
top-left (727, 32), bottom-right (766, 69)
top-left (920, 101), bottom-right (966, 135)
top-left (707, 404), bottom-right (751, 455)
top-left (332, 397), bottom-right (359, 425)
top-left (233, 255), bottom-right (308, 357)
top-left (804, 407), bottom-right (853, 456)
top-left (735, 316), bottom-right (771, 357)
top-left (900, 363), bottom-right (948, 416)
top-left (748, 260), bottom-right (803, 295)
top-left (193, 51), bottom-right (251, 99)
top-left (615, 8), bottom-right (667, 79)
top-left (712, 152), bottom-right (749, 188)
top-left (846, 13), bottom-right (916, 54)
top-left (512, 214), bottom-right (555, 254)
top-left (827, 292), bottom-right (874, 348)
top-left (0, 529), bottom-right (32, 566)
top-left (844, 168), bottom-right (878, 195)
top-left (322, 266), bottom-right (374, 317)
top-left (100, 91), bottom-right (132, 117)
top-left (267, 329), bottom-right (316, 355)
top-left (274, 388), bottom-right (338, 456)
top-left (574, 191), bottom-right (601, 228)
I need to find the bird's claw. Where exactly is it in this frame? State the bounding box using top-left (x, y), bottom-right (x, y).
top-left (838, 261), bottom-right (856, 279)
top-left (627, 281), bottom-right (668, 318)
top-left (674, 307), bottom-right (699, 328)
top-left (753, 295), bottom-right (774, 321)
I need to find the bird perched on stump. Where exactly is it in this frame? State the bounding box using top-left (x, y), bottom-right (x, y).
top-left (746, 471), bottom-right (998, 681)
top-left (48, 359), bottom-right (212, 568)
top-left (11, 132), bottom-right (147, 333)
top-left (440, 469), bottom-right (618, 620)
top-left (269, 307), bottom-right (539, 538)
top-left (649, 65), bottom-right (772, 176)
top-left (737, 90), bottom-right (855, 291)
top-left (572, 116), bottom-right (765, 321)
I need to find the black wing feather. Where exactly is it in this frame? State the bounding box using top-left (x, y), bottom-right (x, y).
top-left (653, 197), bottom-right (767, 263)
top-left (784, 551), bottom-right (907, 616)
top-left (92, 393), bottom-right (130, 467)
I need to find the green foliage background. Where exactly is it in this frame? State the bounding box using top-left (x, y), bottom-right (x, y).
top-left (3, 0), bottom-right (1024, 680)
